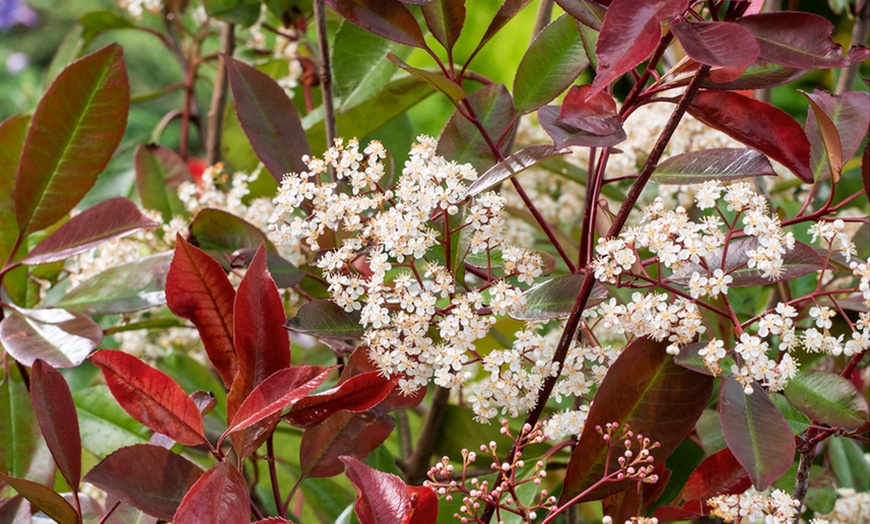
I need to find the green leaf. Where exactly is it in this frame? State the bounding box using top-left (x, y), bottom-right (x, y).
top-left (0, 472), bottom-right (78, 524)
top-left (512, 273), bottom-right (607, 321)
top-left (73, 385), bottom-right (151, 459)
top-left (769, 392), bottom-right (811, 435)
top-left (79, 10), bottom-right (135, 46)
top-left (0, 115), bottom-right (29, 265)
top-left (134, 144), bottom-right (194, 222)
top-left (651, 148), bottom-right (777, 184)
top-left (513, 13), bottom-right (589, 115)
top-left (285, 299), bottom-right (364, 340)
top-left (204, 0), bottom-right (262, 25)
top-left (387, 53), bottom-right (467, 103)
top-left (14, 43), bottom-right (129, 236)
top-left (784, 370), bottom-right (868, 429)
top-left (828, 436), bottom-right (870, 491)
top-left (56, 252), bottom-right (171, 315)
top-left (333, 21), bottom-right (411, 111)
top-left (719, 378), bottom-right (795, 490)
top-left (437, 83), bottom-right (515, 174)
top-left (0, 364), bottom-right (42, 478)
top-left (189, 208), bottom-right (275, 263)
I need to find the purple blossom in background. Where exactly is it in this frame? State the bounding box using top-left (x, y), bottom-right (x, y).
top-left (0, 0), bottom-right (38, 29)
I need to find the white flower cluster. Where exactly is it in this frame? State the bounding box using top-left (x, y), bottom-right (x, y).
top-left (543, 406), bottom-right (589, 441)
top-left (707, 489), bottom-right (800, 523)
top-left (809, 219), bottom-right (857, 262)
top-left (118, 0), bottom-right (163, 19)
top-left (817, 488), bottom-right (870, 524)
top-left (730, 333), bottom-right (797, 394)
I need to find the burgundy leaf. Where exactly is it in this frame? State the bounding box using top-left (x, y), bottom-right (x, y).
top-left (676, 447), bottom-right (751, 504)
top-left (83, 444), bottom-right (203, 521)
top-left (803, 92), bottom-right (843, 182)
top-left (0, 308), bottom-right (102, 368)
top-left (134, 144), bottom-right (193, 222)
top-left (467, 145), bottom-right (570, 198)
top-left (555, 0), bottom-right (605, 30)
top-left (719, 378), bottom-right (794, 490)
top-left (228, 244), bottom-right (291, 417)
top-left (539, 105), bottom-right (627, 148)
top-left (422, 0), bottom-right (465, 53)
top-left (688, 90), bottom-right (812, 182)
top-left (30, 360), bottom-right (81, 492)
top-left (653, 501), bottom-right (706, 521)
top-left (173, 462), bottom-right (249, 524)
top-left (284, 371), bottom-right (396, 428)
top-left (557, 84), bottom-right (623, 136)
top-left (0, 472), bottom-right (78, 524)
top-left (341, 455), bottom-right (438, 524)
top-left (341, 346), bottom-right (426, 412)
top-left (324, 0), bottom-right (427, 48)
top-left (300, 411), bottom-right (395, 478)
top-left (14, 43), bottom-right (129, 236)
top-left (804, 89), bottom-right (870, 183)
top-left (671, 19), bottom-right (758, 82)
top-left (20, 197), bottom-right (158, 266)
top-left (736, 12), bottom-right (864, 69)
top-left (560, 337), bottom-right (713, 503)
top-left (406, 485), bottom-right (439, 523)
top-left (651, 148), bottom-right (776, 185)
top-left (89, 350), bottom-right (207, 447)
top-left (254, 519), bottom-right (296, 523)
top-left (589, 0), bottom-right (689, 97)
top-left (166, 235), bottom-right (237, 387)
top-left (225, 56), bottom-right (311, 182)
top-left (863, 142), bottom-right (869, 203)
top-left (149, 390), bottom-right (218, 450)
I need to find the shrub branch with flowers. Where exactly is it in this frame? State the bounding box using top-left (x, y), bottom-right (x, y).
top-left (0, 0), bottom-right (868, 523)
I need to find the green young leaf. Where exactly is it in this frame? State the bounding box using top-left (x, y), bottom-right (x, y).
top-left (14, 43), bottom-right (129, 236)
top-left (0, 364), bottom-right (42, 478)
top-left (512, 273), bottom-right (607, 321)
top-left (189, 208), bottom-right (275, 263)
top-left (134, 144), bottom-right (194, 222)
top-left (769, 393), bottom-right (811, 435)
top-left (0, 115), bottom-right (29, 265)
top-left (204, 0), bottom-right (261, 25)
top-left (828, 436), bottom-right (870, 491)
top-left (651, 148), bottom-right (777, 184)
top-left (513, 13), bottom-right (589, 115)
top-left (79, 10), bottom-right (135, 47)
top-left (784, 370), bottom-right (869, 429)
top-left (73, 385), bottom-right (150, 459)
top-left (285, 299), bottom-right (364, 340)
top-left (387, 53), bottom-right (467, 102)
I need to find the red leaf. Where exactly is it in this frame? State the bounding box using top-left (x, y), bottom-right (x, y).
top-left (803, 89), bottom-right (870, 183)
top-left (341, 346), bottom-right (426, 412)
top-left (20, 197), bottom-right (159, 266)
top-left (83, 444), bottom-right (203, 521)
top-left (736, 12), bottom-right (862, 69)
top-left (284, 371), bottom-right (396, 428)
top-left (324, 0), bottom-right (427, 48)
top-left (166, 235), bottom-right (237, 387)
top-left (863, 142), bottom-right (870, 203)
top-left (803, 92), bottom-right (843, 182)
top-left (557, 84), bottom-right (623, 136)
top-left (589, 0), bottom-right (688, 97)
top-left (422, 0), bottom-right (465, 53)
top-left (406, 485), bottom-right (439, 524)
top-left (653, 500), bottom-right (706, 521)
top-left (89, 350), bottom-right (207, 447)
top-left (134, 144), bottom-right (193, 222)
top-left (341, 455), bottom-right (437, 524)
top-left (671, 19), bottom-right (758, 82)
top-left (677, 447), bottom-right (751, 504)
top-left (14, 43), bottom-right (129, 235)
top-left (225, 57), bottom-right (311, 182)
top-left (560, 337), bottom-right (713, 503)
top-left (719, 377), bottom-right (794, 490)
top-left (30, 360), bottom-right (81, 492)
top-left (300, 411), bottom-right (395, 478)
top-left (539, 105), bottom-right (627, 148)
top-left (225, 366), bottom-right (333, 438)
top-left (228, 244), bottom-right (291, 417)
top-left (173, 462), bottom-right (249, 524)
top-left (0, 308), bottom-right (102, 368)
top-left (0, 472), bottom-right (78, 524)
top-left (688, 90), bottom-right (812, 182)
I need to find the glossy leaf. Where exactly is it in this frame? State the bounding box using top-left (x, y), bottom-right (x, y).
top-left (803, 89), bottom-right (870, 183)
top-left (0, 472), bottom-right (78, 524)
top-left (556, 84), bottom-right (623, 137)
top-left (0, 308), bottom-right (102, 368)
top-left (134, 144), bottom-right (193, 222)
top-left (300, 411), bottom-right (395, 478)
top-left (228, 245), bottom-right (291, 416)
top-left (83, 444), bottom-right (203, 521)
top-left (56, 252), bottom-right (170, 315)
top-left (589, 0), bottom-right (688, 97)
top-left (770, 392), bottom-right (811, 435)
top-left (0, 115), bottom-right (28, 264)
top-left (285, 299), bottom-right (364, 340)
top-left (560, 337), bottom-right (714, 502)
top-left (333, 21), bottom-right (410, 111)
top-left (166, 236), bottom-right (237, 387)
top-left (828, 436), bottom-right (870, 492)
top-left (225, 365), bottom-right (333, 438)
top-left (556, 0), bottom-right (605, 29)
top-left (671, 19), bottom-right (758, 81)
top-left (475, 0), bottom-right (533, 55)
top-left (513, 13), bottom-right (589, 115)
top-left (30, 360), bottom-right (81, 492)
top-left (736, 12), bottom-right (866, 69)
top-left (284, 371), bottom-right (396, 428)
top-left (89, 350), bottom-right (207, 447)
top-left (784, 370), bottom-right (868, 429)
top-left (719, 377), bottom-right (794, 490)
top-left (688, 90), bottom-right (812, 182)
top-left (173, 462), bottom-right (250, 524)
top-left (0, 364), bottom-right (42, 479)
top-left (387, 53), bottom-right (467, 102)
top-left (437, 83), bottom-right (515, 173)
top-left (341, 455), bottom-right (438, 524)
top-left (512, 274), bottom-right (607, 321)
top-left (467, 145), bottom-right (570, 198)
top-left (538, 105), bottom-right (627, 148)
top-left (677, 446), bottom-right (751, 504)
top-left (73, 385), bottom-right (151, 459)
top-left (225, 56), bottom-right (310, 181)
top-left (324, 0), bottom-right (426, 48)
top-left (703, 59), bottom-right (805, 90)
top-left (804, 93), bottom-right (843, 182)
top-left (651, 148), bottom-right (776, 184)
top-left (14, 43), bottom-right (129, 235)
top-left (189, 208), bottom-right (275, 261)
top-left (20, 197), bottom-right (158, 266)
top-left (422, 0), bottom-right (464, 53)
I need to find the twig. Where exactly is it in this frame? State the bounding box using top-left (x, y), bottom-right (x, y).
top-left (206, 23), bottom-right (235, 165)
top-left (403, 386), bottom-right (451, 485)
top-left (533, 0), bottom-right (555, 36)
top-left (313, 0), bottom-right (337, 173)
